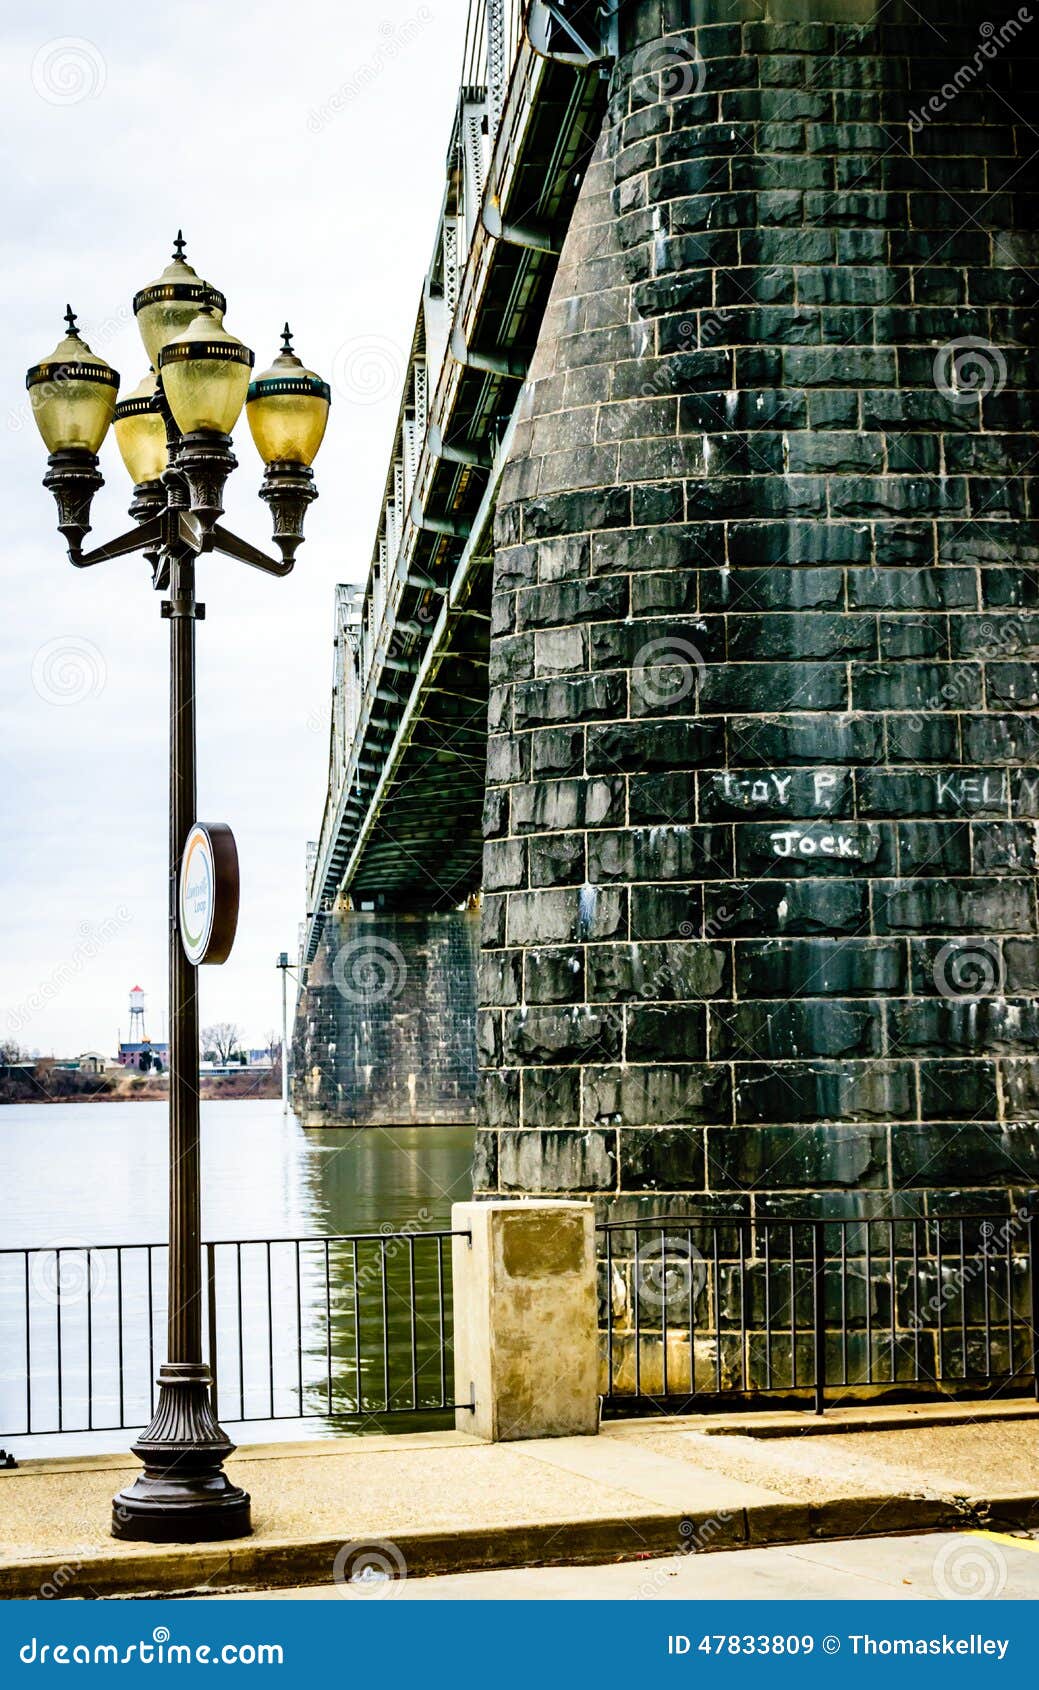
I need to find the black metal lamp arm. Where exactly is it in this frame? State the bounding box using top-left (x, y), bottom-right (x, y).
top-left (71, 516), bottom-right (164, 569)
top-left (72, 515), bottom-right (294, 578)
top-left (59, 372), bottom-right (310, 576)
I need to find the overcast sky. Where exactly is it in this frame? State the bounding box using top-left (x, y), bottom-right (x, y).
top-left (1, 0), bottom-right (468, 1055)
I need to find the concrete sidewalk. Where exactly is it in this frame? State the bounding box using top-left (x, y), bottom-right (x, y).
top-left (1, 1402), bottom-right (1037, 1599)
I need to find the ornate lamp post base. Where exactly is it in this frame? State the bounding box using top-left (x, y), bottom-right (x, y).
top-left (111, 1364), bottom-right (251, 1542)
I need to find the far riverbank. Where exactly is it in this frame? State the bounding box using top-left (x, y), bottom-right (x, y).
top-left (0, 1068), bottom-right (279, 1105)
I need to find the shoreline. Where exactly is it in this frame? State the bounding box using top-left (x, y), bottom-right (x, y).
top-left (0, 1076), bottom-right (280, 1106)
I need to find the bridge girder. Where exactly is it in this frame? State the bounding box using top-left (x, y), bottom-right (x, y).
top-left (302, 6), bottom-right (609, 959)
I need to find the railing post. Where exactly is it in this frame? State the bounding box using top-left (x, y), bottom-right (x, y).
top-left (812, 1220), bottom-right (826, 1416)
top-left (1027, 1192), bottom-right (1039, 1403)
top-left (205, 1243), bottom-right (219, 1420)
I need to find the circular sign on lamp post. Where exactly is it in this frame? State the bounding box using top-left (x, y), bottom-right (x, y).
top-left (179, 822), bottom-right (239, 965)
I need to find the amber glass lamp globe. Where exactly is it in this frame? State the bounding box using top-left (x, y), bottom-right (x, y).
top-left (133, 233), bottom-right (226, 367)
top-left (26, 308), bottom-right (119, 454)
top-left (158, 308), bottom-right (254, 436)
top-left (114, 369), bottom-right (168, 486)
top-left (247, 326), bottom-right (330, 466)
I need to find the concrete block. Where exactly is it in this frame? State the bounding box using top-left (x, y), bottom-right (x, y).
top-left (452, 1201), bottom-right (599, 1442)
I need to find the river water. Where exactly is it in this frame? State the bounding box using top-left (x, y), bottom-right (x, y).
top-left (0, 1101), bottom-right (475, 1455)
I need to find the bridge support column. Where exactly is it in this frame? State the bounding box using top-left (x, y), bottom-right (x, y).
top-left (475, 0), bottom-right (1039, 1216)
top-left (451, 1200), bottom-right (599, 1440)
top-left (293, 908), bottom-right (479, 1127)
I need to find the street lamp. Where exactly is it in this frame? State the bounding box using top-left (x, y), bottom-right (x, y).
top-left (25, 236), bottom-right (330, 1543)
top-left (276, 952), bottom-right (293, 1115)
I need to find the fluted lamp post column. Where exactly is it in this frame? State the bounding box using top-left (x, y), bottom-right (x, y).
top-left (25, 236), bottom-right (330, 1542)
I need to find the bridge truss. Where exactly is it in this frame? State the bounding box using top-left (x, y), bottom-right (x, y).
top-left (302, 1), bottom-right (611, 962)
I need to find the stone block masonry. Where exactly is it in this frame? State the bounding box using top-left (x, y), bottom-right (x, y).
top-left (475, 0), bottom-right (1039, 1215)
top-left (294, 909), bottom-right (480, 1127)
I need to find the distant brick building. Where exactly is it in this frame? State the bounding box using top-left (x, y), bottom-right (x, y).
top-left (118, 1042), bottom-right (168, 1072)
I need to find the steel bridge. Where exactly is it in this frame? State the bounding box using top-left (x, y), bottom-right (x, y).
top-left (301, 0), bottom-right (613, 962)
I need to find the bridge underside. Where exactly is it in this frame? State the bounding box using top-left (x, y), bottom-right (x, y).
top-left (348, 588), bottom-right (491, 912)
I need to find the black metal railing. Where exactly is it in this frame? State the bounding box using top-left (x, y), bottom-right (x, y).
top-left (8, 1209), bottom-right (1038, 1439)
top-left (0, 1228), bottom-right (470, 1440)
top-left (598, 1207), bottom-right (1039, 1415)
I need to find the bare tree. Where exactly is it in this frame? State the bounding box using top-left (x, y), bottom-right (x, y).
top-left (201, 1022), bottom-right (240, 1063)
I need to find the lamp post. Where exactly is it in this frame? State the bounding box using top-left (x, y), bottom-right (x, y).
top-left (276, 952), bottom-right (291, 1115)
top-left (26, 236), bottom-right (330, 1543)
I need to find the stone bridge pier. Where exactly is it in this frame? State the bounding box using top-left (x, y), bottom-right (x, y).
top-left (293, 908), bottom-right (480, 1128)
top-left (475, 0), bottom-right (1039, 1214)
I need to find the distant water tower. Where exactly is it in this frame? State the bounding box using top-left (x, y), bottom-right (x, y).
top-left (128, 985), bottom-right (148, 1044)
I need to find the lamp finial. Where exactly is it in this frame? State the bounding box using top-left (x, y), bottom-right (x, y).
top-left (64, 304), bottom-right (78, 335)
top-left (281, 323), bottom-right (294, 355)
top-left (172, 230), bottom-right (187, 262)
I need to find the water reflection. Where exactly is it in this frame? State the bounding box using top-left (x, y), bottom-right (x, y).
top-left (0, 1100), bottom-right (475, 1454)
